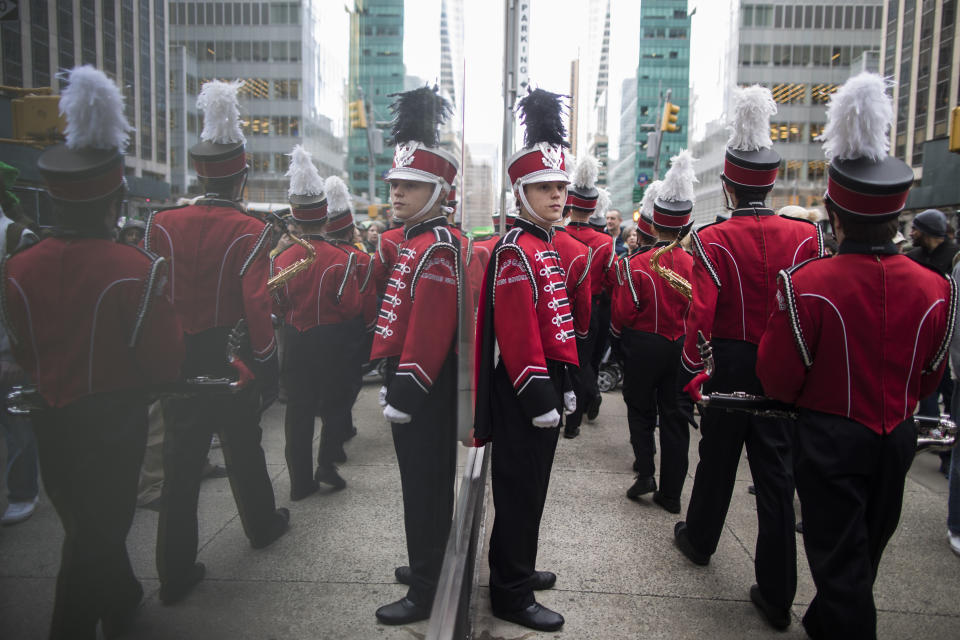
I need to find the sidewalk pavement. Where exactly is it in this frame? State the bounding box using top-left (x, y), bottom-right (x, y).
top-left (2, 385), bottom-right (959, 639)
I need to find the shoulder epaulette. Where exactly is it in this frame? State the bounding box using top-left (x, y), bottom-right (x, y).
top-left (239, 223), bottom-right (273, 277)
top-left (337, 251), bottom-right (357, 304)
top-left (690, 230), bottom-right (721, 288)
top-left (492, 228), bottom-right (537, 306)
top-left (578, 246), bottom-right (593, 289)
top-left (129, 253), bottom-right (169, 348)
top-left (358, 254), bottom-right (374, 293)
top-left (928, 272), bottom-right (958, 373)
top-left (777, 267), bottom-right (812, 368)
top-left (606, 235), bottom-right (617, 270)
top-left (465, 234), bottom-right (474, 266)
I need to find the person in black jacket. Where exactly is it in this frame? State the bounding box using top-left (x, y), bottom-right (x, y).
top-left (907, 208), bottom-right (958, 275)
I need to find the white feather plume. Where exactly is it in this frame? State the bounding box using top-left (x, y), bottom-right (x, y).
top-left (571, 155), bottom-right (600, 190)
top-left (323, 176), bottom-right (352, 214)
top-left (658, 150), bottom-right (698, 203)
top-left (197, 80), bottom-right (246, 145)
top-left (59, 65), bottom-right (133, 151)
top-left (726, 85), bottom-right (777, 151)
top-left (595, 187), bottom-right (612, 217)
top-left (639, 180), bottom-right (663, 217)
top-left (818, 72), bottom-right (893, 162)
top-left (285, 145), bottom-right (324, 197)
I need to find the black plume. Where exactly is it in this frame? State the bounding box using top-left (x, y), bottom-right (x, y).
top-left (517, 88), bottom-right (569, 149)
top-left (388, 85), bottom-right (452, 147)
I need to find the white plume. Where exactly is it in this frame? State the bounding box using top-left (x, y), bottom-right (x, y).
top-left (595, 187), bottom-right (612, 217)
top-left (197, 80), bottom-right (246, 145)
top-left (285, 145), bottom-right (324, 197)
top-left (818, 72), bottom-right (893, 162)
top-left (658, 150), bottom-right (698, 203)
top-left (59, 65), bottom-right (133, 151)
top-left (639, 180), bottom-right (663, 217)
top-left (571, 155), bottom-right (599, 189)
top-left (726, 85), bottom-right (777, 151)
top-left (323, 175), bottom-right (353, 214)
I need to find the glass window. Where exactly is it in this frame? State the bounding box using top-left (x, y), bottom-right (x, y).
top-left (784, 6), bottom-right (793, 28)
top-left (289, 41), bottom-right (301, 62)
top-left (742, 5), bottom-right (753, 27)
top-left (753, 44), bottom-right (771, 65)
top-left (774, 5), bottom-right (783, 28)
top-left (835, 6), bottom-right (844, 28)
top-left (215, 2), bottom-right (223, 23)
top-left (855, 6), bottom-right (863, 29)
top-left (814, 5), bottom-right (822, 29)
top-left (243, 3), bottom-right (251, 24)
top-left (252, 2), bottom-right (260, 25)
top-left (272, 3), bottom-right (287, 23)
top-left (740, 43), bottom-right (752, 66)
top-left (824, 5), bottom-right (833, 28)
top-left (796, 45), bottom-right (810, 66)
top-left (272, 41), bottom-right (288, 62)
top-left (206, 3), bottom-right (214, 24)
top-left (804, 6), bottom-right (813, 28)
top-left (864, 6), bottom-right (873, 29)
top-left (844, 6), bottom-right (853, 29)
top-left (289, 2), bottom-right (301, 25)
top-left (234, 3), bottom-right (242, 24)
top-left (261, 2), bottom-right (269, 24)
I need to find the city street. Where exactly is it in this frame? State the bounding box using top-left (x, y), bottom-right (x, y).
top-left (1, 383), bottom-right (959, 639)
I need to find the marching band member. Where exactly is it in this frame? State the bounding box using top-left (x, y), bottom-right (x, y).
top-left (673, 85), bottom-right (822, 630)
top-left (145, 80), bottom-right (289, 605)
top-left (611, 152), bottom-right (695, 514)
top-left (756, 73), bottom-right (956, 640)
top-left (0, 66), bottom-right (184, 639)
top-left (563, 154), bottom-right (614, 436)
top-left (275, 147), bottom-right (363, 497)
top-left (371, 86), bottom-right (461, 625)
top-left (474, 88), bottom-right (579, 632)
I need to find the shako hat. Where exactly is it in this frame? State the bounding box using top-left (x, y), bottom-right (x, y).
top-left (654, 150), bottom-right (698, 229)
top-left (324, 176), bottom-right (355, 233)
top-left (285, 144), bottom-right (327, 223)
top-left (567, 154), bottom-right (600, 211)
top-left (636, 214), bottom-right (656, 241)
top-left (384, 85), bottom-right (459, 218)
top-left (508, 88), bottom-right (571, 218)
top-left (588, 188), bottom-right (612, 228)
top-left (38, 66), bottom-right (133, 203)
top-left (819, 73), bottom-right (913, 220)
top-left (637, 180), bottom-right (663, 239)
top-left (191, 80), bottom-right (247, 179)
top-left (723, 85), bottom-right (780, 190)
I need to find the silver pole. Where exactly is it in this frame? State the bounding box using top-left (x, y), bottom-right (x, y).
top-left (498, 0), bottom-right (518, 235)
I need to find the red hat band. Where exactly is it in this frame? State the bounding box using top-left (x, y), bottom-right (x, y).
top-left (289, 201), bottom-right (328, 223)
top-left (326, 211), bottom-right (354, 233)
top-left (826, 177), bottom-right (908, 217)
top-left (566, 193), bottom-right (597, 210)
top-left (636, 217), bottom-right (655, 238)
top-left (723, 157), bottom-right (778, 189)
top-left (652, 207), bottom-right (691, 229)
top-left (387, 144), bottom-right (458, 186)
top-left (507, 145), bottom-right (569, 186)
top-left (194, 151), bottom-right (247, 179)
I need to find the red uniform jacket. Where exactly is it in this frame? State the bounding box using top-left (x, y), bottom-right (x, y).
top-left (612, 243), bottom-right (693, 341)
top-left (475, 218), bottom-right (579, 427)
top-left (565, 222), bottom-right (616, 297)
top-left (145, 199), bottom-right (276, 362)
top-left (371, 226), bottom-right (405, 296)
top-left (370, 217), bottom-right (460, 415)
top-left (757, 246), bottom-right (957, 435)
top-left (681, 210), bottom-right (823, 373)
top-left (551, 226), bottom-right (593, 339)
top-left (273, 236), bottom-right (362, 332)
top-left (333, 240), bottom-right (378, 330)
top-left (0, 238), bottom-right (184, 407)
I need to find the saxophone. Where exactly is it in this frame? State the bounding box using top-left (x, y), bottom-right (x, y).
top-left (265, 210), bottom-right (317, 292)
top-left (650, 238), bottom-right (692, 301)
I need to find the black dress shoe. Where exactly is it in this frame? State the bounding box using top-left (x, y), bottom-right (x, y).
top-left (531, 570), bottom-right (556, 590)
top-left (747, 484), bottom-right (756, 495)
top-left (795, 520), bottom-right (803, 534)
top-left (626, 475), bottom-right (656, 499)
top-left (250, 508), bottom-right (290, 549)
top-left (394, 565), bottom-right (412, 585)
top-left (674, 522), bottom-right (710, 566)
top-left (653, 491), bottom-right (681, 514)
top-left (159, 562), bottom-right (205, 605)
top-left (493, 602), bottom-right (564, 632)
top-left (375, 597), bottom-right (431, 625)
top-left (563, 426), bottom-right (580, 439)
top-left (290, 482), bottom-right (319, 501)
top-left (750, 584), bottom-right (791, 630)
top-left (315, 465), bottom-right (346, 490)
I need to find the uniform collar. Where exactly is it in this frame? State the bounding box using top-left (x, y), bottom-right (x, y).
top-left (731, 207), bottom-right (775, 217)
top-left (300, 233), bottom-right (327, 241)
top-left (404, 215), bottom-right (447, 240)
top-left (838, 240), bottom-right (899, 255)
top-left (515, 217), bottom-right (552, 241)
top-left (196, 197), bottom-right (245, 212)
top-left (567, 221), bottom-right (594, 229)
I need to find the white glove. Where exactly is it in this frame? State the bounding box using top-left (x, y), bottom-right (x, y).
top-left (563, 391), bottom-right (577, 415)
top-left (378, 385), bottom-right (388, 407)
top-left (383, 404), bottom-right (412, 424)
top-left (532, 408), bottom-right (561, 428)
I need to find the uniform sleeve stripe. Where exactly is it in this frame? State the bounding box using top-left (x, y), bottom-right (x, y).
top-left (398, 361), bottom-right (433, 385)
top-left (517, 374), bottom-right (551, 395)
top-left (239, 224), bottom-right (272, 277)
top-left (928, 275), bottom-right (958, 373)
top-left (129, 256), bottom-right (165, 348)
top-left (779, 269), bottom-right (813, 368)
top-left (691, 231), bottom-right (721, 288)
top-left (396, 370), bottom-right (429, 393)
top-left (513, 365), bottom-right (549, 389)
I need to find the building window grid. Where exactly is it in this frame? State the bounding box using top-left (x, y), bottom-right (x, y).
top-left (2, 22), bottom-right (23, 86)
top-left (102, 0), bottom-right (118, 78)
top-left (139, 0), bottom-right (153, 161)
top-left (80, 0), bottom-right (97, 66)
top-left (57, 0), bottom-right (75, 81)
top-left (30, 0), bottom-right (51, 87)
top-left (750, 3), bottom-right (882, 30)
top-left (155, 0), bottom-right (167, 163)
top-left (934, 2), bottom-right (956, 133)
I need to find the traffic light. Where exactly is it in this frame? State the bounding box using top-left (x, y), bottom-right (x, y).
top-left (367, 204), bottom-right (379, 219)
top-left (950, 106), bottom-right (960, 154)
top-left (661, 101), bottom-right (680, 133)
top-left (349, 99), bottom-right (367, 129)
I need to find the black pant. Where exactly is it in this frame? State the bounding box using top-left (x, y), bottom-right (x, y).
top-left (567, 296), bottom-right (606, 428)
top-left (282, 320), bottom-right (362, 492)
top-left (157, 330), bottom-right (282, 588)
top-left (388, 353), bottom-right (457, 606)
top-left (795, 411), bottom-right (915, 640)
top-left (621, 330), bottom-right (689, 499)
top-left (590, 294), bottom-right (611, 376)
top-left (684, 339), bottom-right (797, 611)
top-left (32, 392), bottom-right (148, 640)
top-left (488, 359), bottom-right (563, 612)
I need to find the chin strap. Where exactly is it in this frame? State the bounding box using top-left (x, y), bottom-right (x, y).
top-left (406, 182), bottom-right (445, 224)
top-left (515, 182), bottom-right (552, 226)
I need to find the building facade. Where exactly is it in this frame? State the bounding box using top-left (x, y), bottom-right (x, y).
top-left (169, 0), bottom-right (349, 202)
top-left (635, 0), bottom-right (691, 208)
top-left (691, 0), bottom-right (884, 225)
top-left (348, 0), bottom-right (404, 205)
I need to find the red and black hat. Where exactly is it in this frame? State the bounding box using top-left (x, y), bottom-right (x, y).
top-left (635, 214), bottom-right (656, 241)
top-left (566, 154), bottom-right (599, 211)
top-left (190, 80), bottom-right (247, 179)
top-left (653, 150), bottom-right (698, 229)
top-left (722, 85), bottom-right (780, 190)
top-left (38, 66), bottom-right (133, 203)
top-left (323, 175), bottom-right (354, 233)
top-left (285, 145), bottom-right (327, 223)
top-left (820, 73), bottom-right (912, 220)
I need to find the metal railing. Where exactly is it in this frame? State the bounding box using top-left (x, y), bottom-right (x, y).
top-left (425, 442), bottom-right (490, 640)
